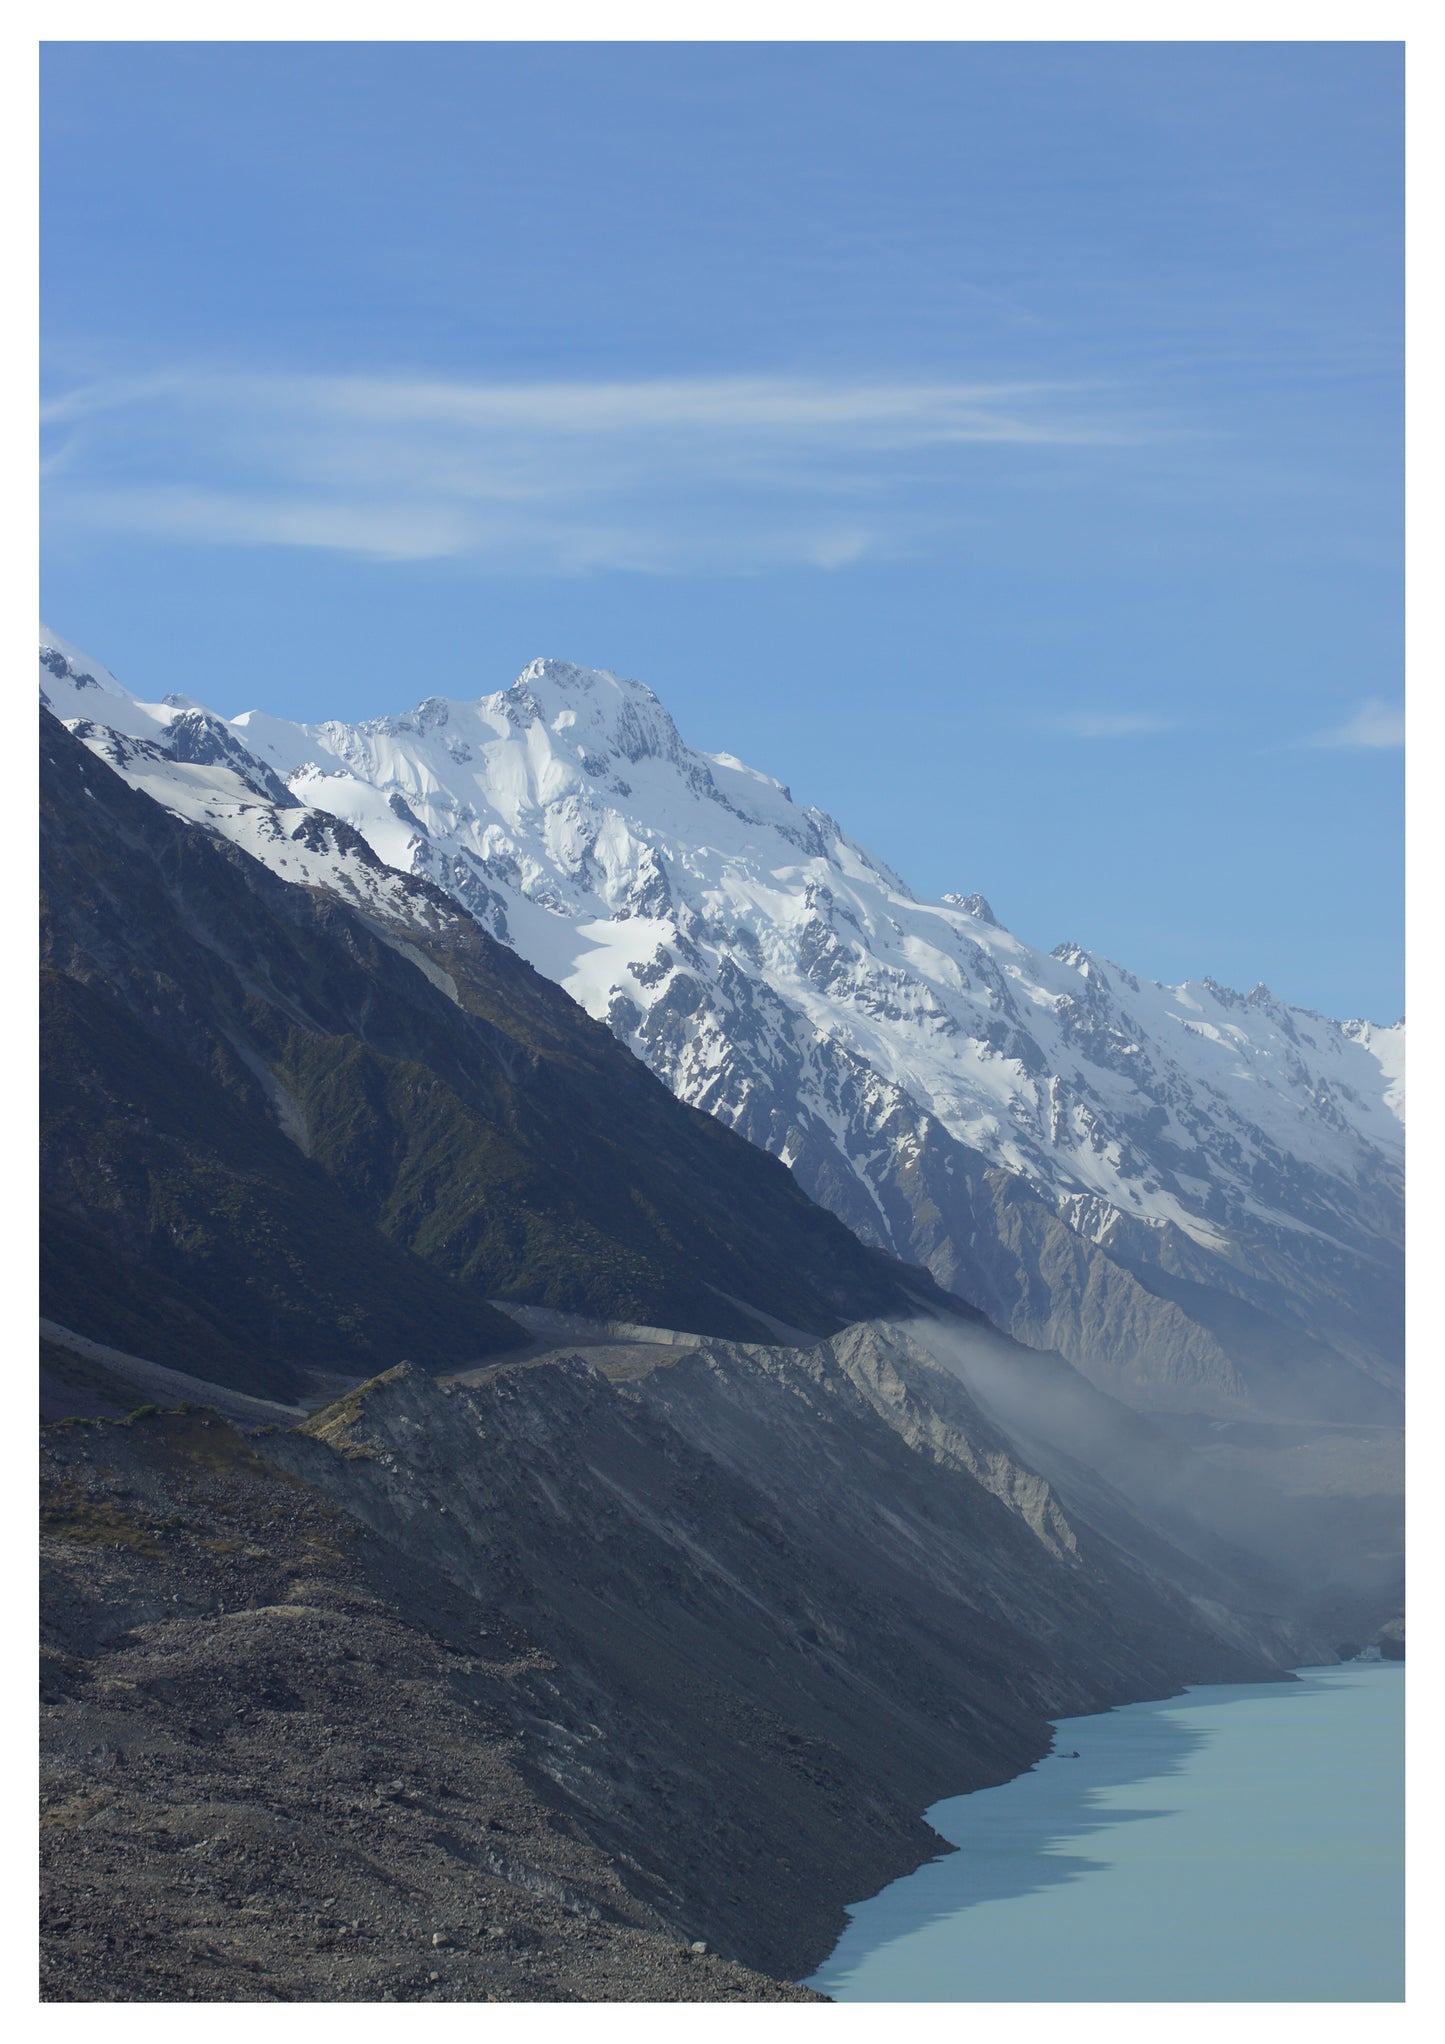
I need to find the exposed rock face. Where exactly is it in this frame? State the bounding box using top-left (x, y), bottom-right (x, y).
top-left (40, 1311), bottom-right (1401, 2002)
top-left (40, 631), bottom-right (1404, 1421)
top-left (913, 1316), bottom-right (1404, 1660)
top-left (263, 1326), bottom-right (1276, 1984)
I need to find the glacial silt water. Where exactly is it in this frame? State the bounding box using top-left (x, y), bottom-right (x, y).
top-left (808, 1662), bottom-right (1403, 2002)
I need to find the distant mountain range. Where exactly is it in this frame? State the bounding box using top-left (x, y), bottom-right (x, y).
top-left (40, 630), bottom-right (1403, 1421)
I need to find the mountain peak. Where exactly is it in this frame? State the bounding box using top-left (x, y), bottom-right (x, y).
top-left (943, 891), bottom-right (999, 926)
top-left (510, 656), bottom-right (669, 714)
top-left (499, 657), bottom-right (686, 769)
top-left (37, 626), bottom-right (1404, 1430)
top-left (39, 627), bottom-right (123, 701)
top-left (515, 655), bottom-right (634, 694)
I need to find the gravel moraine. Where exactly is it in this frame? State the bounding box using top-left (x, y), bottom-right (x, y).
top-left (40, 1407), bottom-right (819, 2003)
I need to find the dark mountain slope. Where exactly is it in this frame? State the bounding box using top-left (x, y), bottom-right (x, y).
top-left (40, 709), bottom-right (962, 1398)
top-left (41, 1403), bottom-right (817, 2002)
top-left (265, 1328), bottom-right (1275, 1984)
top-left (40, 1315), bottom-right (1278, 2001)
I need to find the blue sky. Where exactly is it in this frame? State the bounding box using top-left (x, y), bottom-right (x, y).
top-left (40, 41), bottom-right (1404, 1019)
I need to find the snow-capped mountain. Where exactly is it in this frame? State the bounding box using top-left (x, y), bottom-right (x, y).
top-left (40, 629), bottom-right (1405, 1419)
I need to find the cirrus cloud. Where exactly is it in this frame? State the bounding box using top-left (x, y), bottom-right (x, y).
top-left (1045, 710), bottom-right (1178, 740)
top-left (1304, 699), bottom-right (1405, 750)
top-left (41, 366), bottom-right (1152, 574)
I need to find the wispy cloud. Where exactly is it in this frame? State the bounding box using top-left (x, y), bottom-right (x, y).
top-left (40, 366), bottom-right (1150, 574)
top-left (1047, 710), bottom-right (1177, 740)
top-left (67, 486), bottom-right (486, 563)
top-left (40, 369), bottom-right (1122, 443)
top-left (1304, 699), bottom-right (1405, 750)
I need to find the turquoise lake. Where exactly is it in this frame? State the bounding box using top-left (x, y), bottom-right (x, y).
top-left (807, 1661), bottom-right (1404, 2002)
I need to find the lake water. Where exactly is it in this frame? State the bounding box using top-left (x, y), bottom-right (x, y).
top-left (807, 1662), bottom-right (1404, 2002)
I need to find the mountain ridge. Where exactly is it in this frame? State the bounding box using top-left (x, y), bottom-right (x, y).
top-left (39, 628), bottom-right (1404, 1420)
top-left (41, 703), bottom-right (972, 1397)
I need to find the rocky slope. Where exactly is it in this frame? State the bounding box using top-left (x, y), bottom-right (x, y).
top-left (43, 1318), bottom-right (1285, 2001)
top-left (40, 630), bottom-right (1404, 1420)
top-left (40, 1404), bottom-right (817, 2002)
top-left (268, 1326), bottom-right (1303, 1982)
top-left (916, 1314), bottom-right (1403, 1652)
